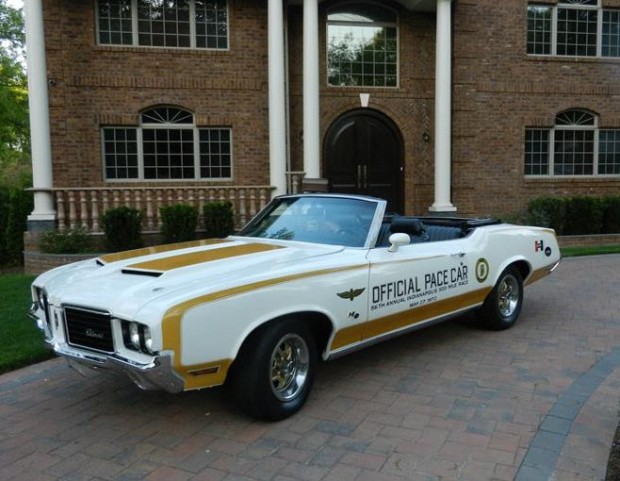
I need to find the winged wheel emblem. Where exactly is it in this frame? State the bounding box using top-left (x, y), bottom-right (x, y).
top-left (337, 288), bottom-right (366, 301)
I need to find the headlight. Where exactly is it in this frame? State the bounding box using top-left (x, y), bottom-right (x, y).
top-left (129, 322), bottom-right (141, 350)
top-left (122, 320), bottom-right (157, 355)
top-left (143, 327), bottom-right (154, 355)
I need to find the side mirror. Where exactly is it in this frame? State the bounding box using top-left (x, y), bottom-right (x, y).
top-left (387, 233), bottom-right (410, 252)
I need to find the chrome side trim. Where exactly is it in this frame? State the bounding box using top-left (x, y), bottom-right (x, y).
top-left (326, 307), bottom-right (478, 361)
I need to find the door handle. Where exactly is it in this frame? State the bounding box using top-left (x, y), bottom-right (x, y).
top-left (363, 165), bottom-right (367, 188)
top-left (451, 252), bottom-right (466, 258)
top-left (357, 165), bottom-right (362, 189)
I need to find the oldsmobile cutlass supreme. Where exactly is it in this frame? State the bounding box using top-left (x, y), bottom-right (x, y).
top-left (30, 194), bottom-right (560, 420)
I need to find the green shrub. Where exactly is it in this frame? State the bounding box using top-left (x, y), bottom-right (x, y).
top-left (0, 187), bottom-right (9, 264)
top-left (602, 196), bottom-right (620, 234)
top-left (527, 197), bottom-right (566, 234)
top-left (203, 201), bottom-right (234, 238)
top-left (564, 196), bottom-right (604, 235)
top-left (101, 206), bottom-right (142, 252)
top-left (39, 226), bottom-right (94, 254)
top-left (4, 188), bottom-right (33, 265)
top-left (160, 204), bottom-right (198, 244)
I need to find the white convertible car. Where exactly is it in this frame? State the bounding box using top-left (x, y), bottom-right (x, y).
top-left (30, 194), bottom-right (560, 420)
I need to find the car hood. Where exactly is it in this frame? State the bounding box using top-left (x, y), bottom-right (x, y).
top-left (36, 237), bottom-right (345, 321)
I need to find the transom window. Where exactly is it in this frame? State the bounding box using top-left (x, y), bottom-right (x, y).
top-left (97, 0), bottom-right (228, 49)
top-left (527, 0), bottom-right (620, 57)
top-left (327, 3), bottom-right (398, 87)
top-left (102, 106), bottom-right (232, 181)
top-left (525, 109), bottom-right (620, 176)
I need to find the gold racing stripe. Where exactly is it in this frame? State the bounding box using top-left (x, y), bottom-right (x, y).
top-left (126, 243), bottom-right (284, 272)
top-left (98, 238), bottom-right (230, 264)
top-left (525, 265), bottom-right (554, 286)
top-left (331, 287), bottom-right (492, 350)
top-left (161, 263), bottom-right (368, 390)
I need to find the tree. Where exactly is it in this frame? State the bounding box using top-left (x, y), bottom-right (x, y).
top-left (0, 0), bottom-right (30, 188)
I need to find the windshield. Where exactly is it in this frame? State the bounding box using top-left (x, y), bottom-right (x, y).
top-left (238, 196), bottom-right (379, 247)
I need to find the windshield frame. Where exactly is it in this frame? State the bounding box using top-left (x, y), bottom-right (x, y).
top-left (237, 194), bottom-right (386, 248)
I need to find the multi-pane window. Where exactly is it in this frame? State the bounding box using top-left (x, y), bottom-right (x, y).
top-left (525, 129), bottom-right (550, 175)
top-left (525, 109), bottom-right (620, 177)
top-left (327, 3), bottom-right (398, 87)
top-left (97, 0), bottom-right (228, 49)
top-left (599, 131), bottom-right (620, 174)
top-left (603, 10), bottom-right (620, 56)
top-left (527, 6), bottom-right (552, 54)
top-left (527, 0), bottom-right (620, 57)
top-left (102, 107), bottom-right (232, 181)
top-left (103, 128), bottom-right (138, 179)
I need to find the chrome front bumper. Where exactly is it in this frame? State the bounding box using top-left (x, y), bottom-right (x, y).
top-left (56, 344), bottom-right (185, 393)
top-left (30, 302), bottom-right (185, 393)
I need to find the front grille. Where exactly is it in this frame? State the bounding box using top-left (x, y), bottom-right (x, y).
top-left (64, 306), bottom-right (114, 353)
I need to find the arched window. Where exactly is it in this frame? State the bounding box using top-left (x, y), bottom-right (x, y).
top-left (525, 109), bottom-right (620, 176)
top-left (327, 2), bottom-right (398, 87)
top-left (141, 107), bottom-right (196, 179)
top-left (553, 110), bottom-right (596, 175)
top-left (102, 106), bottom-right (232, 180)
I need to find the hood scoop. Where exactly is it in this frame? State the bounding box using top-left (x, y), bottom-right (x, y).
top-left (121, 268), bottom-right (163, 278)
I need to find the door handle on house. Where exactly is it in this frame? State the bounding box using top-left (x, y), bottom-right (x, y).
top-left (357, 165), bottom-right (362, 189)
top-left (363, 165), bottom-right (367, 188)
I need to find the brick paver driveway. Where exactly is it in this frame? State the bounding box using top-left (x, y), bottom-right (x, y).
top-left (1, 255), bottom-right (619, 481)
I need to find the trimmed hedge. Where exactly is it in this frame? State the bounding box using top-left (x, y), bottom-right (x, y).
top-left (101, 206), bottom-right (143, 252)
top-left (160, 204), bottom-right (198, 244)
top-left (602, 196), bottom-right (620, 234)
top-left (39, 226), bottom-right (94, 254)
top-left (203, 201), bottom-right (234, 238)
top-left (527, 195), bottom-right (620, 235)
top-left (527, 197), bottom-right (566, 234)
top-left (0, 187), bottom-right (33, 266)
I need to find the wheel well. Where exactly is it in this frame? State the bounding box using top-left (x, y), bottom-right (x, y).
top-left (232, 312), bottom-right (334, 367)
top-left (510, 260), bottom-right (531, 281)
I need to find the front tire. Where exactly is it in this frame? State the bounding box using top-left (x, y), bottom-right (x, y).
top-left (479, 266), bottom-right (523, 331)
top-left (229, 319), bottom-right (317, 421)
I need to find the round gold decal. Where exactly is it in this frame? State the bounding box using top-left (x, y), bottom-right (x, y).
top-left (475, 258), bottom-right (490, 283)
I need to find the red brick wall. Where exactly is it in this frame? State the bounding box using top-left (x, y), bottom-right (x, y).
top-left (452, 0), bottom-right (620, 216)
top-left (44, 0), bottom-right (270, 188)
top-left (43, 0), bottom-right (620, 218)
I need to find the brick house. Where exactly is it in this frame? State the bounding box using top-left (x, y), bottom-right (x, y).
top-left (24, 0), bottom-right (620, 234)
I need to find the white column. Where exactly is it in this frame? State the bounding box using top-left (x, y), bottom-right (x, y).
top-left (268, 0), bottom-right (288, 196)
top-left (25, 0), bottom-right (56, 224)
top-left (303, 0), bottom-right (321, 179)
top-left (429, 0), bottom-right (456, 213)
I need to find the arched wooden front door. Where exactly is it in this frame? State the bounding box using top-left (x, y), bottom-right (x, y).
top-left (323, 109), bottom-right (404, 213)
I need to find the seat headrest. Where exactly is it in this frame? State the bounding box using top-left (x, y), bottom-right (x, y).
top-left (390, 218), bottom-right (425, 236)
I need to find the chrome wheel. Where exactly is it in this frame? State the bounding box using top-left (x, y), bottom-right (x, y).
top-left (270, 333), bottom-right (310, 401)
top-left (497, 274), bottom-right (520, 317)
top-left (479, 266), bottom-right (524, 331)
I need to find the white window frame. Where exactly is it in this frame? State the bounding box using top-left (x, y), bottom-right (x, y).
top-left (96, 0), bottom-right (230, 51)
top-left (525, 110), bottom-right (620, 178)
top-left (326, 2), bottom-right (400, 88)
top-left (526, 0), bottom-right (620, 58)
top-left (102, 107), bottom-right (233, 182)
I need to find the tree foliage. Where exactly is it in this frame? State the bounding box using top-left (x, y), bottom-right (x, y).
top-left (0, 0), bottom-right (30, 188)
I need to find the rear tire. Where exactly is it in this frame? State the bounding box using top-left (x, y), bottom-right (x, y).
top-left (479, 266), bottom-right (523, 331)
top-left (229, 319), bottom-right (317, 421)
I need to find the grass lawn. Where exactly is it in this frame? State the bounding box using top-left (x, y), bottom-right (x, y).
top-left (0, 274), bottom-right (54, 374)
top-left (561, 244), bottom-right (620, 257)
